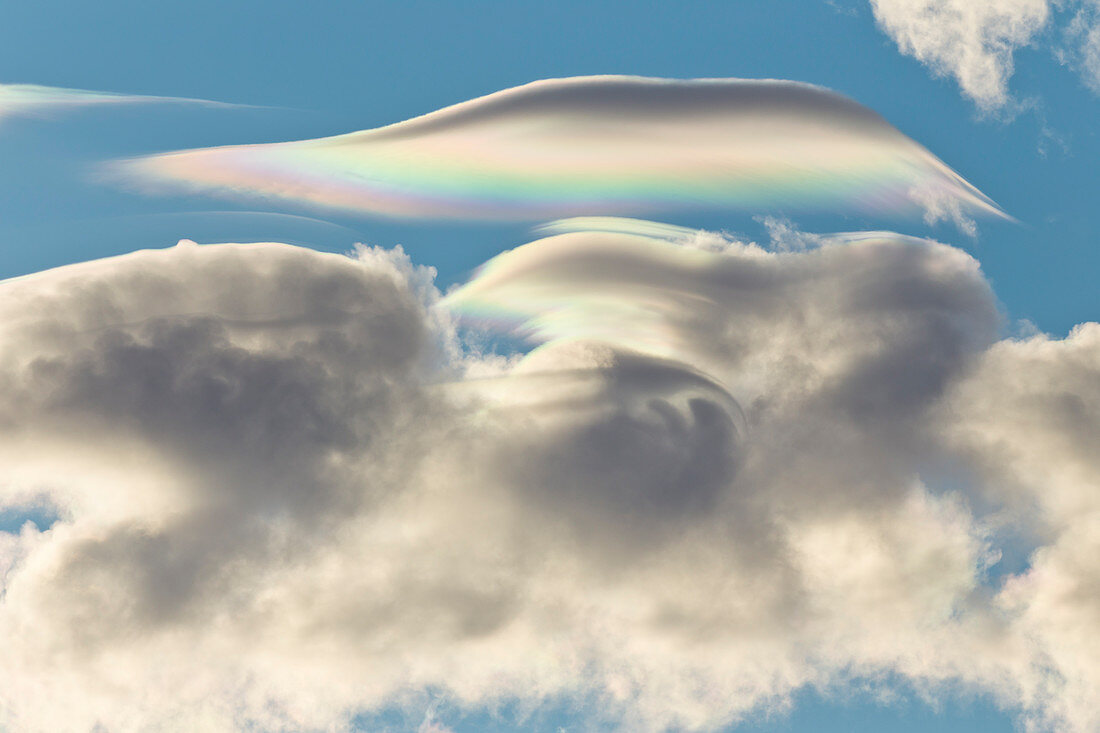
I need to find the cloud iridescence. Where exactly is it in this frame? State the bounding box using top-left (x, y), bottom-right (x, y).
top-left (115, 76), bottom-right (1004, 228)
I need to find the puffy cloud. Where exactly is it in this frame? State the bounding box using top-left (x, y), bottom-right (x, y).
top-left (112, 76), bottom-right (1004, 230)
top-left (0, 241), bottom-right (451, 730)
top-left (868, 0), bottom-right (1051, 110)
top-left (939, 323), bottom-right (1100, 732)
top-left (1061, 1), bottom-right (1100, 92)
top-left (0, 228), bottom-right (1095, 732)
top-left (446, 217), bottom-right (999, 424)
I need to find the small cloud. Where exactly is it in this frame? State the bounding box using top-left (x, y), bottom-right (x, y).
top-left (869, 0), bottom-right (1100, 110)
top-left (756, 216), bottom-right (826, 252)
top-left (868, 0), bottom-right (1051, 113)
top-left (0, 82), bottom-right (255, 124)
top-left (827, 0), bottom-right (863, 17)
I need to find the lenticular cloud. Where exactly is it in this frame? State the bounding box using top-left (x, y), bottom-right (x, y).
top-left (116, 75), bottom-right (1004, 227)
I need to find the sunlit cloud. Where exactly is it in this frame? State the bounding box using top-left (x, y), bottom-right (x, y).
top-left (0, 229), bottom-right (1096, 731)
top-left (868, 0), bottom-right (1050, 112)
top-left (112, 75), bottom-right (1005, 229)
top-left (868, 0), bottom-right (1100, 110)
top-left (0, 2), bottom-right (1094, 731)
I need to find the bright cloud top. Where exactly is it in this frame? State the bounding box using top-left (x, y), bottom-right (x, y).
top-left (114, 76), bottom-right (1004, 228)
top-left (1, 230), bottom-right (1097, 732)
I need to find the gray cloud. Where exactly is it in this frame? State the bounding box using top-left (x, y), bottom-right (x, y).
top-left (0, 231), bottom-right (1095, 731)
top-left (869, 0), bottom-right (1050, 111)
top-left (1061, 1), bottom-right (1100, 92)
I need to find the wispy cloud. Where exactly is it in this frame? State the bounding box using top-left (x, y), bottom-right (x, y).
top-left (111, 75), bottom-right (1005, 230)
top-left (0, 83), bottom-right (252, 124)
top-left (1060, 1), bottom-right (1100, 91)
top-left (869, 0), bottom-right (1050, 112)
top-left (868, 0), bottom-right (1100, 111)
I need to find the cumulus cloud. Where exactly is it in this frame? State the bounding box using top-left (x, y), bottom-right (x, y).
top-left (0, 228), bottom-right (1096, 732)
top-left (938, 323), bottom-right (1100, 732)
top-left (869, 0), bottom-right (1050, 111)
top-left (868, 0), bottom-right (1100, 108)
top-left (111, 75), bottom-right (1004, 230)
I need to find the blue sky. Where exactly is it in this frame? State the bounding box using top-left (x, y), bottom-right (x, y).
top-left (0, 2), bottom-right (1097, 732)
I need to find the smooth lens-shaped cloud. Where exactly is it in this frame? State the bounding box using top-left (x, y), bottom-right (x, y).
top-left (442, 217), bottom-right (997, 404)
top-left (117, 76), bottom-right (1005, 224)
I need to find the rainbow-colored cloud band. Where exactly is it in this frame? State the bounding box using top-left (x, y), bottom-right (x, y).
top-left (116, 76), bottom-right (1005, 225)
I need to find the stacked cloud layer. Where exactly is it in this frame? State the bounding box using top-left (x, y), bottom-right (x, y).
top-left (115, 76), bottom-right (1005, 229)
top-left (0, 231), bottom-right (1096, 732)
top-left (444, 217), bottom-right (998, 411)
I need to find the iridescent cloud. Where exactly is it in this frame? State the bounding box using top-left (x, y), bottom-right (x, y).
top-left (115, 75), bottom-right (1006, 226)
top-left (442, 216), bottom-right (996, 392)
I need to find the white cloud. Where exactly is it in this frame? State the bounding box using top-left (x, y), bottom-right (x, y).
top-left (113, 75), bottom-right (1004, 231)
top-left (868, 0), bottom-right (1051, 111)
top-left (1062, 1), bottom-right (1100, 91)
top-left (0, 231), bottom-right (1096, 731)
top-left (939, 323), bottom-right (1100, 732)
top-left (869, 0), bottom-right (1100, 108)
top-left (0, 83), bottom-right (247, 124)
